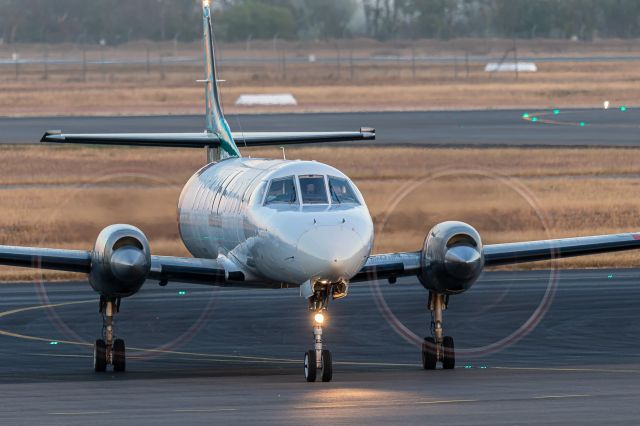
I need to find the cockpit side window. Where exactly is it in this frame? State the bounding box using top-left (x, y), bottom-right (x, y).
top-left (328, 176), bottom-right (360, 204)
top-left (299, 175), bottom-right (329, 204)
top-left (264, 176), bottom-right (298, 205)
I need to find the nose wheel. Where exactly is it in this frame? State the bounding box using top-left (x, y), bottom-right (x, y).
top-left (94, 297), bottom-right (126, 372)
top-left (304, 349), bottom-right (333, 383)
top-left (422, 292), bottom-right (455, 370)
top-left (304, 314), bottom-right (333, 382)
top-left (304, 288), bottom-right (333, 382)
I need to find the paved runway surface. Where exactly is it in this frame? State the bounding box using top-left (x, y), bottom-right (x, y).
top-left (0, 269), bottom-right (639, 424)
top-left (1, 108), bottom-right (638, 146)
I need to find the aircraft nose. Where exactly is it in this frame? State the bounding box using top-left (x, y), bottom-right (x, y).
top-left (297, 226), bottom-right (367, 282)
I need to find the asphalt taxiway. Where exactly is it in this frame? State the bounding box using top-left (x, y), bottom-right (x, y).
top-left (0, 108), bottom-right (638, 147)
top-left (0, 269), bottom-right (639, 424)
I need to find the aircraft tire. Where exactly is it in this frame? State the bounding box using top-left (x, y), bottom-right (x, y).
top-left (94, 339), bottom-right (107, 372)
top-left (442, 336), bottom-right (455, 370)
top-left (321, 350), bottom-right (333, 382)
top-left (113, 338), bottom-right (126, 372)
top-left (304, 350), bottom-right (317, 382)
top-left (422, 337), bottom-right (437, 370)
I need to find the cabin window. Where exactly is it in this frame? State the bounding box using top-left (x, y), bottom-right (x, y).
top-left (299, 175), bottom-right (329, 204)
top-left (264, 176), bottom-right (297, 205)
top-left (328, 176), bottom-right (360, 204)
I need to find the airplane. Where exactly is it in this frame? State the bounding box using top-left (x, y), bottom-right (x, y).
top-left (2, 0), bottom-right (640, 383)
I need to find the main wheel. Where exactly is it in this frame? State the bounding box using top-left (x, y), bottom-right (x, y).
top-left (94, 339), bottom-right (107, 372)
top-left (113, 338), bottom-right (126, 372)
top-left (321, 349), bottom-right (333, 382)
top-left (442, 336), bottom-right (455, 370)
top-left (304, 350), bottom-right (317, 382)
top-left (422, 337), bottom-right (437, 370)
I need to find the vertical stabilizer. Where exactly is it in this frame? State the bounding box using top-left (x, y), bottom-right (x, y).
top-left (202, 0), bottom-right (240, 159)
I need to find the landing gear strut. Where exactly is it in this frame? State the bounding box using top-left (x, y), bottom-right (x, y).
top-left (94, 296), bottom-right (126, 372)
top-left (422, 292), bottom-right (455, 370)
top-left (304, 286), bottom-right (333, 382)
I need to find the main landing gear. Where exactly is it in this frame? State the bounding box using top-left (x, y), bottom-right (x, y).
top-left (422, 292), bottom-right (455, 370)
top-left (304, 287), bottom-right (333, 382)
top-left (94, 296), bottom-right (126, 372)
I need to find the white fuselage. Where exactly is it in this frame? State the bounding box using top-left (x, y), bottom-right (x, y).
top-left (177, 158), bottom-right (374, 286)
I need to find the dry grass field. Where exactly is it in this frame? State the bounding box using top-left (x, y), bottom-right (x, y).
top-left (1, 145), bottom-right (640, 282)
top-left (1, 39), bottom-right (639, 115)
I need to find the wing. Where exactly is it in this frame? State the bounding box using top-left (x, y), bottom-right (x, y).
top-left (149, 255), bottom-right (243, 285)
top-left (350, 251), bottom-right (421, 283)
top-left (0, 246), bottom-right (91, 273)
top-left (41, 128), bottom-right (374, 148)
top-left (352, 232), bottom-right (640, 283)
top-left (483, 232), bottom-right (640, 267)
top-left (0, 245), bottom-right (233, 286)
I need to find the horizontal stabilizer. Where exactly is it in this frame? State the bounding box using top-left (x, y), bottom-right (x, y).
top-left (41, 131), bottom-right (221, 148)
top-left (233, 128), bottom-right (375, 146)
top-left (41, 128), bottom-right (375, 148)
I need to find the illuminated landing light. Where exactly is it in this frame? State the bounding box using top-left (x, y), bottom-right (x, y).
top-left (49, 341), bottom-right (59, 345)
top-left (553, 109), bottom-right (560, 115)
top-left (522, 113), bottom-right (530, 118)
top-left (620, 106), bottom-right (627, 112)
top-left (604, 101), bottom-right (610, 110)
top-left (314, 313), bottom-right (325, 324)
top-left (178, 290), bottom-right (187, 296)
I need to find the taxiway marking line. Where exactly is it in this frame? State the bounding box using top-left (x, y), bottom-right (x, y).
top-left (533, 394), bottom-right (591, 400)
top-left (174, 408), bottom-right (238, 413)
top-left (0, 300), bottom-right (420, 368)
top-left (493, 366), bottom-right (640, 374)
top-left (415, 399), bottom-right (477, 405)
top-left (2, 300), bottom-right (637, 375)
top-left (24, 352), bottom-right (91, 359)
top-left (0, 299), bottom-right (424, 368)
top-left (44, 394), bottom-right (601, 417)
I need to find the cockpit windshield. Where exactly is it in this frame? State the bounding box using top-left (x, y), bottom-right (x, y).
top-left (265, 174), bottom-right (359, 206)
top-left (299, 175), bottom-right (328, 204)
top-left (328, 176), bottom-right (360, 204)
top-left (265, 176), bottom-right (297, 204)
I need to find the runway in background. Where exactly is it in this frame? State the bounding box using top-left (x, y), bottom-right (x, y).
top-left (1, 108), bottom-right (638, 147)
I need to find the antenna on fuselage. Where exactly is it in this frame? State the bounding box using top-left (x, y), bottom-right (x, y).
top-left (280, 146), bottom-right (286, 160)
top-left (202, 0), bottom-right (241, 162)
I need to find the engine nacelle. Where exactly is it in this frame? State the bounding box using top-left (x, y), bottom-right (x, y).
top-left (418, 221), bottom-right (484, 295)
top-left (89, 224), bottom-right (151, 298)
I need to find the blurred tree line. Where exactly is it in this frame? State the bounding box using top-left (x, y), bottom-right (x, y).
top-left (1, 0), bottom-right (640, 44)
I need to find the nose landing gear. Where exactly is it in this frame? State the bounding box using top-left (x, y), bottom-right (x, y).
top-left (304, 287), bottom-right (333, 382)
top-left (94, 296), bottom-right (126, 372)
top-left (422, 292), bottom-right (455, 370)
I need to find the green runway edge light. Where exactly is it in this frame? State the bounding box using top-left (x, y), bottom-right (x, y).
top-left (608, 274), bottom-right (614, 279)
top-left (532, 117), bottom-right (538, 122)
top-left (178, 290), bottom-right (187, 296)
top-left (464, 365), bottom-right (473, 369)
top-left (553, 109), bottom-right (560, 115)
top-left (522, 113), bottom-right (529, 118)
top-left (620, 106), bottom-right (627, 111)
top-left (580, 121), bottom-right (586, 127)
top-left (49, 341), bottom-right (59, 345)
